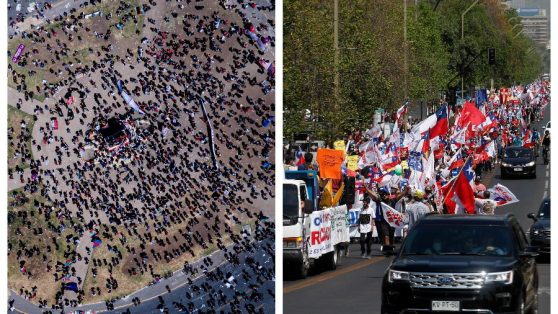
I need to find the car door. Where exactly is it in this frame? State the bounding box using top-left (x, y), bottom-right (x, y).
top-left (512, 220), bottom-right (537, 306)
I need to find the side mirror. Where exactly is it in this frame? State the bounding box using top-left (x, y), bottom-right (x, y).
top-left (527, 213), bottom-right (538, 221)
top-left (303, 199), bottom-right (313, 214)
top-left (520, 247), bottom-right (539, 259)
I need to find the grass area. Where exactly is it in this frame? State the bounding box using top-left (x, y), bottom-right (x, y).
top-left (8, 104), bottom-right (35, 171)
top-left (81, 220), bottom-right (237, 304)
top-left (8, 189), bottom-right (79, 304)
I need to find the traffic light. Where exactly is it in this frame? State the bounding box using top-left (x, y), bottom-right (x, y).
top-left (488, 48), bottom-right (496, 65)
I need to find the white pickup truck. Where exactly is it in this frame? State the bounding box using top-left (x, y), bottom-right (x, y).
top-left (283, 177), bottom-right (350, 278)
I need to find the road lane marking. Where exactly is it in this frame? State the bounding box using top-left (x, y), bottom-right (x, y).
top-left (543, 191), bottom-right (547, 199)
top-left (545, 180), bottom-right (549, 189)
top-left (284, 256), bottom-right (385, 294)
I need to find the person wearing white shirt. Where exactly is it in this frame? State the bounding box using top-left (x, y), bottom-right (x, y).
top-left (358, 197), bottom-right (375, 258)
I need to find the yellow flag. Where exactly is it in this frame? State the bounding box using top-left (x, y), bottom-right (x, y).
top-left (319, 179), bottom-right (333, 208)
top-left (332, 182), bottom-right (345, 206)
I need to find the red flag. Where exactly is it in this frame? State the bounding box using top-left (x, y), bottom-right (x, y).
top-left (523, 130), bottom-right (535, 148)
top-left (458, 101), bottom-right (486, 128)
top-left (441, 181), bottom-right (456, 214)
top-left (453, 170), bottom-right (475, 214)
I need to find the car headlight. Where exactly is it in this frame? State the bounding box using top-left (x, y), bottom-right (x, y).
top-left (283, 237), bottom-right (303, 249)
top-left (525, 161), bottom-right (535, 167)
top-left (388, 269), bottom-right (410, 283)
top-left (485, 271), bottom-right (514, 284)
top-left (533, 230), bottom-right (540, 235)
top-left (501, 162), bottom-right (511, 167)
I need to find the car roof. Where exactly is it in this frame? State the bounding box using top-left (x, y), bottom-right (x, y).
top-left (419, 214), bottom-right (514, 226)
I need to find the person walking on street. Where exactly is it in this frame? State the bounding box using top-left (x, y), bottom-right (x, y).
top-left (358, 197), bottom-right (374, 258)
top-left (542, 129), bottom-right (550, 164)
top-left (404, 190), bottom-right (431, 230)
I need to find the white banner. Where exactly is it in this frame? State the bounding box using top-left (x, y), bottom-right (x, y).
top-left (377, 202), bottom-right (405, 229)
top-left (488, 184), bottom-right (519, 206)
top-left (308, 206), bottom-right (350, 259)
top-left (331, 205), bottom-right (350, 245)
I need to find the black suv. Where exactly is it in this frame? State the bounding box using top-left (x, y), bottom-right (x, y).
top-left (382, 214), bottom-right (538, 313)
top-left (528, 198), bottom-right (550, 255)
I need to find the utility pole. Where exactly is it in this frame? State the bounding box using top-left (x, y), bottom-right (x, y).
top-left (461, 0), bottom-right (480, 100)
top-left (404, 0), bottom-right (408, 99)
top-left (333, 0), bottom-right (339, 138)
top-left (334, 0), bottom-right (339, 112)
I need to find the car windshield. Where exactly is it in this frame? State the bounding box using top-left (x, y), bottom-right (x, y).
top-left (401, 225), bottom-right (514, 257)
top-left (284, 184), bottom-right (300, 219)
top-left (538, 200), bottom-right (550, 219)
top-left (504, 148), bottom-right (531, 158)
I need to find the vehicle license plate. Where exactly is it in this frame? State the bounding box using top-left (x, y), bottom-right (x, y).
top-left (514, 167), bottom-right (522, 171)
top-left (432, 301), bottom-right (460, 311)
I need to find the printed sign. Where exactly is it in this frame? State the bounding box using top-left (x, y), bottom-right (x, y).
top-left (308, 208), bottom-right (332, 258)
top-left (12, 44), bottom-right (25, 63)
top-left (308, 206), bottom-right (349, 258)
top-left (334, 140), bottom-right (346, 151)
top-left (347, 155), bottom-right (359, 171)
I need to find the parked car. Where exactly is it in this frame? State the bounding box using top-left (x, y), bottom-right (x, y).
top-left (382, 214), bottom-right (538, 314)
top-left (500, 146), bottom-right (536, 179)
top-left (528, 198), bottom-right (550, 255)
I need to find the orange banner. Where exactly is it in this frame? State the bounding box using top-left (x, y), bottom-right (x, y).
top-left (317, 148), bottom-right (345, 180)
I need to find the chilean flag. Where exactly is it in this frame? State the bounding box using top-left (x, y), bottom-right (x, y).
top-left (429, 104), bottom-right (449, 139)
top-left (396, 104), bottom-right (408, 122)
top-left (454, 158), bottom-right (476, 213)
top-left (523, 129), bottom-right (535, 149)
top-left (443, 158), bottom-right (476, 214)
top-left (295, 148), bottom-right (305, 166)
top-left (447, 147), bottom-right (464, 170)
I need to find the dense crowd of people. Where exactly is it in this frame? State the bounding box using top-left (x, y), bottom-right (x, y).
top-left (8, 0), bottom-right (275, 311)
top-left (285, 81), bottom-right (550, 254)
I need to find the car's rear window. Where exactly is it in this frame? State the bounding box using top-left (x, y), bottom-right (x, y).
top-left (401, 225), bottom-right (514, 257)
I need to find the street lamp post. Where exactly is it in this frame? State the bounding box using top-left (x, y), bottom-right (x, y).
top-left (461, 0), bottom-right (480, 99)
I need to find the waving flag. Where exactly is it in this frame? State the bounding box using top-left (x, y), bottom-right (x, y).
top-left (451, 123), bottom-right (468, 145)
top-left (411, 114), bottom-right (437, 136)
top-left (294, 148), bottom-right (306, 166)
top-left (396, 104), bottom-right (408, 122)
top-left (488, 184), bottom-right (519, 206)
top-left (443, 157), bottom-right (475, 214)
top-left (429, 104), bottom-right (449, 139)
top-left (458, 101), bottom-right (486, 128)
top-left (408, 151), bottom-right (423, 172)
top-left (447, 147), bottom-right (464, 170)
top-left (523, 129), bottom-right (535, 148)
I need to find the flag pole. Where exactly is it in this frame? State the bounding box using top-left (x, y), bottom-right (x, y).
top-left (441, 155), bottom-right (472, 204)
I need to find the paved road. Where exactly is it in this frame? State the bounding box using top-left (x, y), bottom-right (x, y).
top-left (284, 108), bottom-right (551, 314)
top-left (8, 0), bottom-right (92, 36)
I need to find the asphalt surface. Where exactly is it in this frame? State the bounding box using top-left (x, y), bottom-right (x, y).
top-left (284, 108), bottom-right (551, 314)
